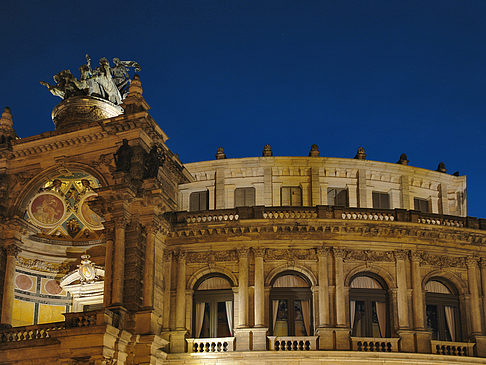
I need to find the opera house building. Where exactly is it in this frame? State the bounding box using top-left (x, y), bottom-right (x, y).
top-left (0, 59), bottom-right (485, 364)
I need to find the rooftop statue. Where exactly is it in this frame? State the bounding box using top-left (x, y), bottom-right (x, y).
top-left (40, 55), bottom-right (141, 106)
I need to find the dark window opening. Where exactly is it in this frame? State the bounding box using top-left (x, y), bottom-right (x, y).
top-left (327, 188), bottom-right (348, 207)
top-left (414, 198), bottom-right (430, 213)
top-left (234, 187), bottom-right (256, 207)
top-left (189, 190), bottom-right (209, 211)
top-left (281, 187), bottom-right (302, 207)
top-left (372, 191), bottom-right (390, 209)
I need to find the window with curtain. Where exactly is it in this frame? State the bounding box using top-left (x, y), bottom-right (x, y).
top-left (193, 274), bottom-right (234, 338)
top-left (270, 271), bottom-right (312, 336)
top-left (349, 274), bottom-right (389, 338)
top-left (234, 187), bottom-right (256, 207)
top-left (281, 186), bottom-right (302, 207)
top-left (425, 279), bottom-right (460, 341)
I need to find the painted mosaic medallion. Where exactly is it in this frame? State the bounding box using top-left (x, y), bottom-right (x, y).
top-left (29, 193), bottom-right (65, 226)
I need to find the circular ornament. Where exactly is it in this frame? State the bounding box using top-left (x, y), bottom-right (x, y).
top-left (28, 192), bottom-right (66, 227)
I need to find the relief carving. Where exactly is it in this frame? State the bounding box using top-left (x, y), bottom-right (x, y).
top-left (186, 250), bottom-right (238, 263)
top-left (265, 248), bottom-right (316, 261)
top-left (17, 256), bottom-right (72, 273)
top-left (343, 249), bottom-right (394, 262)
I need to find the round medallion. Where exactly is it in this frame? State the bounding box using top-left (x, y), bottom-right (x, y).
top-left (15, 274), bottom-right (33, 291)
top-left (28, 193), bottom-right (65, 227)
top-left (45, 279), bottom-right (62, 295)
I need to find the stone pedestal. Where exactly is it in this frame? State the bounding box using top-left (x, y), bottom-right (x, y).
top-left (398, 329), bottom-right (415, 352)
top-left (134, 310), bottom-right (161, 335)
top-left (415, 330), bottom-right (432, 353)
top-left (316, 327), bottom-right (334, 350)
top-left (234, 328), bottom-right (252, 351)
top-left (473, 335), bottom-right (486, 357)
top-left (132, 334), bottom-right (168, 365)
top-left (334, 327), bottom-right (351, 350)
top-left (169, 330), bottom-right (187, 353)
top-left (251, 327), bottom-right (268, 350)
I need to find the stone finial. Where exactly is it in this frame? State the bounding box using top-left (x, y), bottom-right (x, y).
top-left (215, 147), bottom-right (226, 160)
top-left (397, 153), bottom-right (409, 165)
top-left (453, 171), bottom-right (460, 176)
top-left (309, 144), bottom-right (320, 157)
top-left (262, 144), bottom-right (273, 157)
top-left (0, 107), bottom-right (13, 129)
top-left (121, 74), bottom-right (150, 113)
top-left (354, 146), bottom-right (366, 160)
top-left (436, 162), bottom-right (447, 173)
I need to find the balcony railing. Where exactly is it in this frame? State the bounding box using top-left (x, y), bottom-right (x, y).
top-left (186, 337), bottom-right (235, 353)
top-left (267, 336), bottom-right (318, 351)
top-left (0, 310), bottom-right (106, 345)
top-left (431, 340), bottom-right (475, 356)
top-left (351, 337), bottom-right (399, 352)
top-left (169, 206), bottom-right (486, 231)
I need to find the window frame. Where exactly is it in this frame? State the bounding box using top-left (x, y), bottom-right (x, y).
top-left (372, 191), bottom-right (390, 209)
top-left (189, 190), bottom-right (209, 212)
top-left (425, 279), bottom-right (461, 342)
top-left (349, 273), bottom-right (390, 338)
top-left (234, 187), bottom-right (256, 207)
top-left (280, 186), bottom-right (303, 207)
top-left (192, 274), bottom-right (234, 338)
top-left (269, 271), bottom-right (313, 336)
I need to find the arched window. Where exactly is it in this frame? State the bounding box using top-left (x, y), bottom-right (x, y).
top-left (270, 271), bottom-right (312, 336)
top-left (193, 274), bottom-right (234, 338)
top-left (349, 273), bottom-right (389, 338)
top-left (425, 279), bottom-right (460, 341)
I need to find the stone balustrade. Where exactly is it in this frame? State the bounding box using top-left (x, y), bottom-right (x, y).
top-left (267, 336), bottom-right (318, 351)
top-left (186, 337), bottom-right (235, 353)
top-left (169, 206), bottom-right (486, 231)
top-left (351, 337), bottom-right (399, 352)
top-left (0, 322), bottom-right (64, 343)
top-left (431, 340), bottom-right (474, 356)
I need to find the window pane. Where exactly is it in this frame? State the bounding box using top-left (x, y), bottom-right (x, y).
top-left (235, 188), bottom-right (245, 207)
top-left (200, 303), bottom-right (211, 338)
top-left (294, 300), bottom-right (307, 336)
top-left (291, 187), bottom-right (302, 206)
top-left (336, 189), bottom-right (348, 207)
top-left (373, 192), bottom-right (390, 209)
top-left (414, 198), bottom-right (430, 213)
top-left (199, 191), bottom-right (208, 210)
top-left (371, 302), bottom-right (381, 338)
top-left (274, 300), bottom-right (289, 336)
top-left (235, 187), bottom-right (255, 207)
top-left (217, 302), bottom-right (231, 337)
top-left (281, 187), bottom-right (291, 206)
top-left (327, 188), bottom-right (337, 205)
top-left (246, 187), bottom-right (256, 206)
top-left (426, 304), bottom-right (439, 340)
top-left (190, 192), bottom-right (200, 211)
top-left (353, 301), bottom-right (365, 337)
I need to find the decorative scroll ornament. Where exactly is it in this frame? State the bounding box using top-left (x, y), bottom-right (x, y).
top-left (78, 254), bottom-right (97, 284)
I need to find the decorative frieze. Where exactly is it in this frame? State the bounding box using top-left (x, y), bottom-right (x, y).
top-left (186, 250), bottom-right (237, 264)
top-left (17, 256), bottom-right (72, 274)
top-left (343, 249), bottom-right (394, 262)
top-left (265, 248), bottom-right (316, 261)
top-left (418, 252), bottom-right (466, 268)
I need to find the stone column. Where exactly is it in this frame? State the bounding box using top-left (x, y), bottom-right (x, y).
top-left (234, 248), bottom-right (250, 351)
top-left (1, 244), bottom-right (20, 325)
top-left (253, 248), bottom-right (265, 327)
top-left (467, 256), bottom-right (482, 335)
top-left (111, 218), bottom-right (127, 305)
top-left (410, 251), bottom-right (424, 329)
top-left (252, 248), bottom-right (267, 351)
top-left (333, 248), bottom-right (350, 350)
top-left (400, 176), bottom-right (411, 210)
top-left (395, 250), bottom-right (414, 352)
top-left (334, 248), bottom-right (346, 327)
top-left (175, 251), bottom-right (186, 330)
top-left (142, 224), bottom-right (157, 308)
top-left (317, 247), bottom-right (330, 327)
top-left (162, 250), bottom-right (173, 331)
top-left (103, 234), bottom-right (114, 307)
top-left (238, 248), bottom-right (249, 327)
top-left (357, 169), bottom-right (368, 208)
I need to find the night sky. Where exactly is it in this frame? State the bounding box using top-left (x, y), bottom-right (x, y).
top-left (1, 1), bottom-right (485, 217)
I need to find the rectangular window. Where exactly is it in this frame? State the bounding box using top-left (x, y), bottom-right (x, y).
top-left (372, 191), bottom-right (390, 209)
top-left (327, 188), bottom-right (348, 207)
top-left (281, 187), bottom-right (302, 206)
top-left (234, 187), bottom-right (256, 207)
top-left (189, 191), bottom-right (209, 211)
top-left (414, 198), bottom-right (430, 213)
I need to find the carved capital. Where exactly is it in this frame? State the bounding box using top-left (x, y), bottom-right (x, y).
top-left (467, 256), bottom-right (480, 268)
top-left (333, 248), bottom-right (346, 258)
top-left (163, 250), bottom-right (173, 262)
top-left (410, 250), bottom-right (423, 262)
top-left (176, 250), bottom-right (186, 263)
top-left (479, 258), bottom-right (486, 269)
top-left (253, 247), bottom-right (265, 258)
top-left (317, 246), bottom-right (331, 257)
top-left (113, 216), bottom-right (130, 229)
top-left (394, 250), bottom-right (408, 261)
top-left (5, 244), bottom-right (21, 257)
top-left (237, 248), bottom-right (250, 258)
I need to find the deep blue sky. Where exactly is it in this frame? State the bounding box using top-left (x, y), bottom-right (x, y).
top-left (1, 1), bottom-right (485, 217)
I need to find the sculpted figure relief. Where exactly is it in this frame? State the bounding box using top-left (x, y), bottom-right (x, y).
top-left (40, 55), bottom-right (141, 106)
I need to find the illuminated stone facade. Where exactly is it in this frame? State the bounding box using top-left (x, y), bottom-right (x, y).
top-left (0, 77), bottom-right (486, 364)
